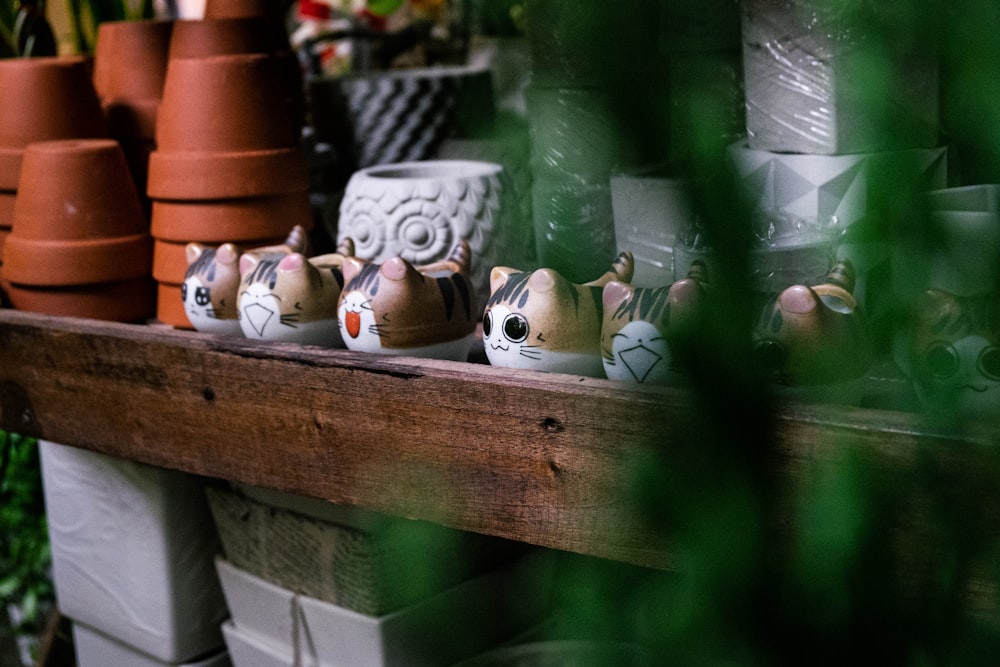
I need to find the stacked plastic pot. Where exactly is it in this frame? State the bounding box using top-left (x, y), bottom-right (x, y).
top-left (147, 17), bottom-right (313, 328)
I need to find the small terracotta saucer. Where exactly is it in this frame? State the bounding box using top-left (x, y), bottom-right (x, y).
top-left (146, 147), bottom-right (310, 200)
top-left (150, 192), bottom-right (313, 243)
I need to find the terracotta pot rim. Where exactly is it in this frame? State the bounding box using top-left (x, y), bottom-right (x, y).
top-left (0, 146), bottom-right (23, 190)
top-left (2, 276), bottom-right (155, 322)
top-left (150, 192), bottom-right (313, 242)
top-left (147, 147), bottom-right (309, 200)
top-left (3, 233), bottom-right (152, 286)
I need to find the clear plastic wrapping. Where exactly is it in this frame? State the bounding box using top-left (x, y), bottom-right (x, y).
top-left (741, 0), bottom-right (940, 154)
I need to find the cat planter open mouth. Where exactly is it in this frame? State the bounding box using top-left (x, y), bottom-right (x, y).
top-left (337, 240), bottom-right (477, 361)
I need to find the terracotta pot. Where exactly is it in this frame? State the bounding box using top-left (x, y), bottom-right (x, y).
top-left (146, 147), bottom-right (310, 200)
top-left (0, 191), bottom-right (15, 228)
top-left (0, 56), bottom-right (108, 149)
top-left (0, 148), bottom-right (23, 190)
top-left (150, 192), bottom-right (313, 243)
top-left (203, 0), bottom-right (291, 51)
top-left (156, 53), bottom-right (297, 153)
top-left (156, 280), bottom-right (193, 328)
top-left (2, 277), bottom-right (155, 322)
top-left (3, 139), bottom-right (151, 286)
top-left (95, 19), bottom-right (174, 103)
top-left (152, 234), bottom-right (288, 284)
top-left (167, 17), bottom-right (270, 59)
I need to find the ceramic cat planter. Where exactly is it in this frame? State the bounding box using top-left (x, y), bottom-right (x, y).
top-left (901, 289), bottom-right (1000, 422)
top-left (483, 251), bottom-right (634, 377)
top-left (338, 241), bottom-right (477, 361)
top-left (238, 239), bottom-right (354, 347)
top-left (601, 261), bottom-right (708, 385)
top-left (752, 259), bottom-right (873, 387)
top-left (182, 226), bottom-right (311, 336)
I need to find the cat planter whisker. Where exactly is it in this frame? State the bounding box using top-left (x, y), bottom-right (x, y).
top-left (237, 238), bottom-right (354, 347)
top-left (183, 225), bottom-right (312, 336)
top-left (483, 251), bottom-right (634, 377)
top-left (601, 260), bottom-right (709, 385)
top-left (337, 240), bottom-right (477, 361)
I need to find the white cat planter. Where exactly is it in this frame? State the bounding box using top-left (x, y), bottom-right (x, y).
top-left (483, 252), bottom-right (634, 377)
top-left (337, 240), bottom-right (477, 361)
top-left (237, 239), bottom-right (354, 347)
top-left (182, 226), bottom-right (309, 336)
top-left (600, 261), bottom-right (708, 385)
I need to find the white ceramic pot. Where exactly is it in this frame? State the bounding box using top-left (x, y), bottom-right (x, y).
top-left (338, 160), bottom-right (521, 310)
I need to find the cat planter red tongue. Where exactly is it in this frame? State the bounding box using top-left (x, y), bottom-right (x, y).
top-left (337, 241), bottom-right (478, 361)
top-left (483, 251), bottom-right (634, 377)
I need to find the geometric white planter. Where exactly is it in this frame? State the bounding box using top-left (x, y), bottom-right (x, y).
top-left (39, 441), bottom-right (229, 664)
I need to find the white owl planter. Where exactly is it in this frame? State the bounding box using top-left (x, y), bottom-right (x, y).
top-left (337, 160), bottom-right (522, 312)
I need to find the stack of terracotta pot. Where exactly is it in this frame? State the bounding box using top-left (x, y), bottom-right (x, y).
top-left (147, 16), bottom-right (313, 328)
top-left (91, 18), bottom-right (175, 213)
top-left (0, 56), bottom-right (113, 306)
top-left (2, 140), bottom-right (155, 321)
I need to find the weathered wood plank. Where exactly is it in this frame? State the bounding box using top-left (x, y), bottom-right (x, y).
top-left (1, 308), bottom-right (995, 571)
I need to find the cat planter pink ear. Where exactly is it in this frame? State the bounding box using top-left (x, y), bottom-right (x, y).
top-left (601, 260), bottom-right (708, 385)
top-left (752, 259), bottom-right (873, 388)
top-left (237, 237), bottom-right (355, 347)
top-left (902, 288), bottom-right (1000, 422)
top-left (483, 251), bottom-right (634, 377)
top-left (182, 225), bottom-right (311, 336)
top-left (337, 240), bottom-right (477, 361)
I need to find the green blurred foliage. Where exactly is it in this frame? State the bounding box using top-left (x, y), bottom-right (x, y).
top-left (0, 431), bottom-right (52, 644)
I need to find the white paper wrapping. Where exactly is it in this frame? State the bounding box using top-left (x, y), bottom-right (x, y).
top-left (40, 441), bottom-right (228, 664)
